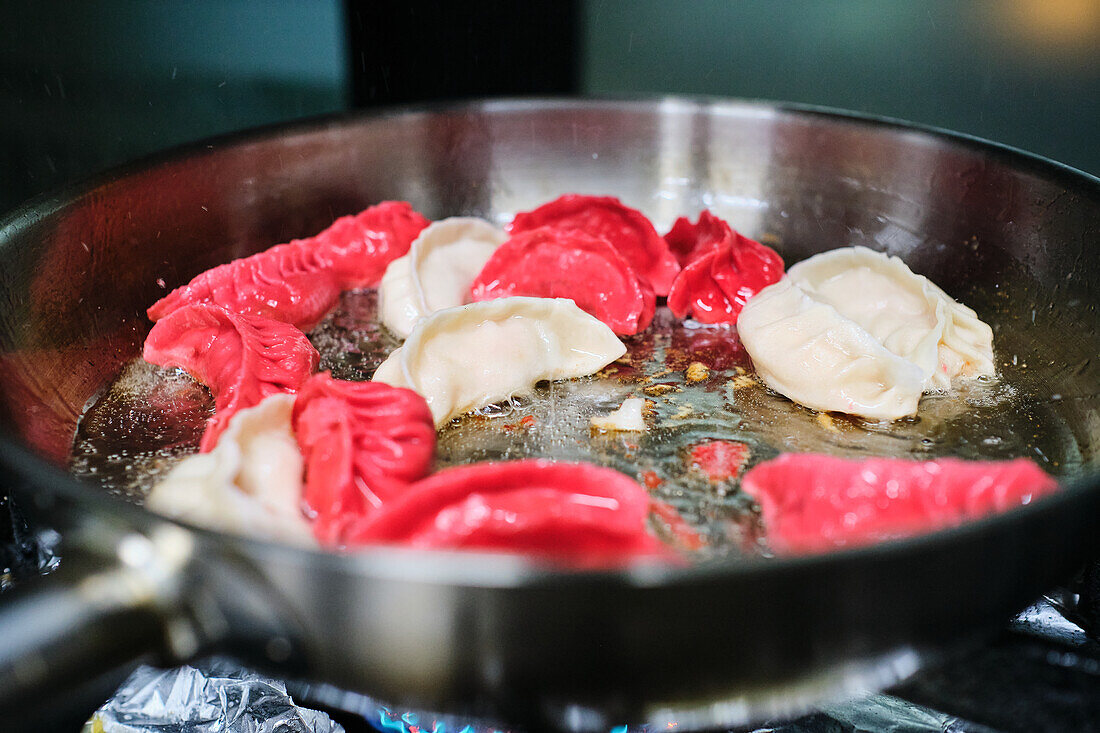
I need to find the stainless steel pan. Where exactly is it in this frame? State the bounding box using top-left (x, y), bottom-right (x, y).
top-left (0, 98), bottom-right (1098, 731)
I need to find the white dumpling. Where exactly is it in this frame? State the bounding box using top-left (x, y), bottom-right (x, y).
top-left (737, 278), bottom-right (927, 419)
top-left (737, 247), bottom-right (995, 420)
top-left (786, 246), bottom-right (995, 388)
top-left (373, 296), bottom-right (626, 426)
top-left (378, 217), bottom-right (507, 339)
top-left (145, 394), bottom-right (315, 546)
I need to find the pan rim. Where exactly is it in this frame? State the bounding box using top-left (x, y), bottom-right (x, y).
top-left (2, 94), bottom-right (1097, 240)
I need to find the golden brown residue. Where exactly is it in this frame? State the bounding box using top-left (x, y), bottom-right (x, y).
top-left (685, 361), bottom-right (710, 382)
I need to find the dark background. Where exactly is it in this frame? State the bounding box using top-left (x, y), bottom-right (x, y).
top-left (1, 0), bottom-right (1098, 214)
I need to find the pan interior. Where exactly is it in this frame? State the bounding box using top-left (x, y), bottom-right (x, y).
top-left (0, 99), bottom-right (1095, 562)
top-left (67, 230), bottom-right (1099, 561)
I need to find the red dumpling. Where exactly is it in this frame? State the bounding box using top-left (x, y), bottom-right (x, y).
top-left (309, 200), bottom-right (429, 289)
top-left (147, 201), bottom-right (428, 330)
top-left (664, 209), bottom-right (733, 267)
top-left (347, 459), bottom-right (673, 567)
top-left (470, 226), bottom-right (655, 336)
top-left (292, 372), bottom-right (436, 547)
top-left (509, 195), bottom-right (680, 296)
top-left (147, 239), bottom-right (343, 331)
top-left (741, 454), bottom-right (1058, 554)
top-left (142, 303), bottom-right (319, 451)
top-left (666, 214), bottom-right (784, 324)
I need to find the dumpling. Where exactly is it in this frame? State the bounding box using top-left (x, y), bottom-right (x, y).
top-left (786, 246), bottom-right (995, 388)
top-left (373, 296), bottom-right (626, 426)
top-left (378, 217), bottom-right (507, 338)
top-left (737, 246), bottom-right (995, 420)
top-left (737, 278), bottom-right (927, 418)
top-left (145, 394), bottom-right (315, 546)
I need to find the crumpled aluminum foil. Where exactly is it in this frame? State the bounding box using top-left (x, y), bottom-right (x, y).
top-left (84, 660), bottom-right (344, 733)
top-left (83, 665), bottom-right (998, 733)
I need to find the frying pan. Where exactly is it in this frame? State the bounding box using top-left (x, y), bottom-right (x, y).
top-left (0, 98), bottom-right (1098, 732)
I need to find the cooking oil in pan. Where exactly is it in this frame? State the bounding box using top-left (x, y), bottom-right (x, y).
top-left (70, 286), bottom-right (1093, 560)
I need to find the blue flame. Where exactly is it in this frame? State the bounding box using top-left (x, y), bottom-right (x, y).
top-left (373, 703), bottom-right (633, 733)
top-left (375, 706), bottom-right (489, 733)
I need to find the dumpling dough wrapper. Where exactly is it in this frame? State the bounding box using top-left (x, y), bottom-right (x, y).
top-left (737, 246), bottom-right (995, 420)
top-left (146, 393), bottom-right (315, 546)
top-left (373, 296), bottom-right (626, 426)
top-left (378, 217), bottom-right (507, 339)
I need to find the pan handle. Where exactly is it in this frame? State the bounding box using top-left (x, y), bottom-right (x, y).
top-left (0, 524), bottom-right (197, 729)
